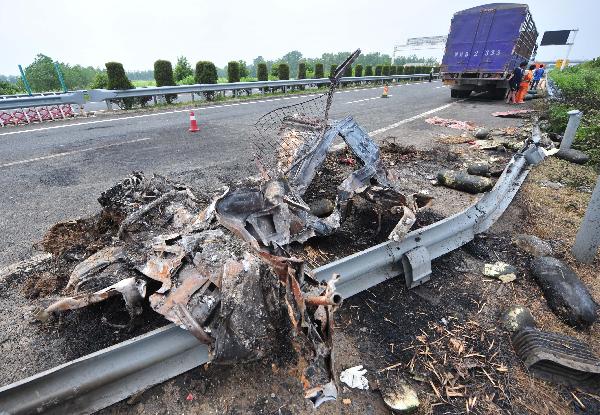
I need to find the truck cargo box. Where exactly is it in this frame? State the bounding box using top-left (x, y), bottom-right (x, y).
top-left (441, 3), bottom-right (538, 98)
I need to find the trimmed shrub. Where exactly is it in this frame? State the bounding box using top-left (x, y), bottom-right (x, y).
top-left (404, 65), bottom-right (413, 75)
top-left (330, 64), bottom-right (338, 77)
top-left (106, 61), bottom-right (133, 90)
top-left (257, 63), bottom-right (268, 81)
top-left (154, 60), bottom-right (176, 103)
top-left (365, 65), bottom-right (373, 76)
top-left (297, 62), bottom-right (307, 90)
top-left (382, 65), bottom-right (391, 76)
top-left (227, 61), bottom-right (241, 83)
top-left (298, 62), bottom-right (307, 79)
top-left (315, 63), bottom-right (324, 78)
top-left (105, 61), bottom-right (139, 109)
top-left (195, 61), bottom-right (218, 100)
top-left (375, 65), bottom-right (383, 76)
top-left (390, 65), bottom-right (397, 76)
top-left (278, 63), bottom-right (290, 80)
top-left (397, 66), bottom-right (405, 75)
top-left (355, 64), bottom-right (363, 78)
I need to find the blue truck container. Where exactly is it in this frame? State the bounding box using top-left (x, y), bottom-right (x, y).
top-left (441, 3), bottom-right (538, 98)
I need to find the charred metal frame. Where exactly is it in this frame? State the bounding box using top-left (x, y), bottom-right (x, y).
top-left (0, 129), bottom-right (545, 414)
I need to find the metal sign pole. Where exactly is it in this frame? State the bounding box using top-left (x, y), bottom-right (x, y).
top-left (18, 65), bottom-right (33, 95)
top-left (560, 29), bottom-right (578, 71)
top-left (54, 62), bottom-right (68, 92)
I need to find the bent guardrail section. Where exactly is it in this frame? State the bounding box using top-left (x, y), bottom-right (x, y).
top-left (0, 92), bottom-right (85, 112)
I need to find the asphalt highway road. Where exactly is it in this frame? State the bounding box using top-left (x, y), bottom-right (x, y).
top-left (0, 81), bottom-right (451, 266)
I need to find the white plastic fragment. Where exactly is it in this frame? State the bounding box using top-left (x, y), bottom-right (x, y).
top-left (340, 365), bottom-right (369, 390)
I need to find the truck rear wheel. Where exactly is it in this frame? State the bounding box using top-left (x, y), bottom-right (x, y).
top-left (451, 89), bottom-right (471, 98)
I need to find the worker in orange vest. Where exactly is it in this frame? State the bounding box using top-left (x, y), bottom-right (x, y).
top-left (516, 64), bottom-right (535, 104)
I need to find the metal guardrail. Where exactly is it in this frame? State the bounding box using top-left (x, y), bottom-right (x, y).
top-left (87, 74), bottom-right (436, 103)
top-left (0, 92), bottom-right (85, 111)
top-left (0, 131), bottom-right (544, 415)
top-left (0, 75), bottom-right (436, 112)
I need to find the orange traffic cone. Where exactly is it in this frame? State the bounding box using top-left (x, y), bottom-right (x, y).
top-left (188, 111), bottom-right (199, 132)
top-left (381, 84), bottom-right (389, 98)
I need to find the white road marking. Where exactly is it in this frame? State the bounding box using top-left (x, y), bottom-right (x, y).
top-left (368, 103), bottom-right (454, 137)
top-left (0, 137), bottom-right (152, 168)
top-left (345, 95), bottom-right (393, 104)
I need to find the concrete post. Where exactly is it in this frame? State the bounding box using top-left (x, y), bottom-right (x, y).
top-left (560, 110), bottom-right (582, 150)
top-left (572, 174), bottom-right (600, 263)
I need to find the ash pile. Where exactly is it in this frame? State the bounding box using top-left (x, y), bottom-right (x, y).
top-left (31, 50), bottom-right (430, 407)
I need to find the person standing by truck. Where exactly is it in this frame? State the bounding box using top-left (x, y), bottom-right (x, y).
top-left (506, 62), bottom-right (526, 103)
top-left (531, 64), bottom-right (545, 89)
top-left (516, 63), bottom-right (534, 104)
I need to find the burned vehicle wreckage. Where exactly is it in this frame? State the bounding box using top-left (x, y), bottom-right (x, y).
top-left (33, 50), bottom-right (431, 407)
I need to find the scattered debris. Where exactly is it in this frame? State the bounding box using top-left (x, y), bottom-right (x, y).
top-left (530, 257), bottom-right (597, 328)
top-left (473, 128), bottom-right (490, 139)
top-left (437, 169), bottom-right (493, 194)
top-left (512, 234), bottom-right (553, 257)
top-left (483, 261), bottom-right (517, 283)
top-left (538, 180), bottom-right (564, 190)
top-left (501, 305), bottom-right (536, 332)
top-left (339, 365), bottom-right (369, 390)
top-left (491, 109), bottom-right (536, 118)
top-left (425, 116), bottom-right (477, 131)
top-left (513, 327), bottom-right (600, 390)
top-left (29, 49), bottom-right (438, 408)
top-left (436, 134), bottom-right (472, 144)
top-left (466, 161), bottom-right (503, 178)
top-left (342, 398), bottom-right (351, 405)
top-left (556, 148), bottom-right (590, 165)
top-left (379, 376), bottom-right (420, 414)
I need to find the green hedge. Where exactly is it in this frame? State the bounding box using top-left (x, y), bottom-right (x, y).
top-left (298, 62), bottom-right (307, 79)
top-left (375, 65), bottom-right (383, 76)
top-left (154, 60), bottom-right (176, 103)
top-left (315, 63), bottom-right (324, 79)
top-left (278, 63), bottom-right (289, 80)
top-left (105, 61), bottom-right (140, 109)
top-left (382, 65), bottom-right (390, 76)
top-left (365, 65), bottom-right (373, 76)
top-left (330, 64), bottom-right (337, 77)
top-left (257, 63), bottom-right (268, 81)
top-left (227, 61), bottom-right (240, 83)
top-left (195, 61), bottom-right (218, 100)
top-left (195, 61), bottom-right (218, 84)
top-left (355, 64), bottom-right (363, 77)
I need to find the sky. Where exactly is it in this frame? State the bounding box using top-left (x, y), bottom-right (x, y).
top-left (1, 0), bottom-right (597, 75)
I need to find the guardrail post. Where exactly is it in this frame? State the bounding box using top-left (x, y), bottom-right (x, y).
top-left (560, 110), bottom-right (583, 150)
top-left (572, 174), bottom-right (600, 263)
